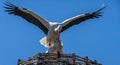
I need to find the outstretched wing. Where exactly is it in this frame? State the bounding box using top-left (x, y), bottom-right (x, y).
top-left (61, 6), bottom-right (105, 32)
top-left (4, 2), bottom-right (50, 34)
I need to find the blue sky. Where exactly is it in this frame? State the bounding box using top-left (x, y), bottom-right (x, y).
top-left (0, 0), bottom-right (120, 65)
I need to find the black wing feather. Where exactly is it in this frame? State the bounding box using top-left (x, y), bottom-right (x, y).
top-left (61, 6), bottom-right (105, 32)
top-left (4, 2), bottom-right (49, 35)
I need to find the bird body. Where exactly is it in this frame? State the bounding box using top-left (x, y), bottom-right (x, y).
top-left (4, 1), bottom-right (105, 53)
top-left (40, 23), bottom-right (61, 48)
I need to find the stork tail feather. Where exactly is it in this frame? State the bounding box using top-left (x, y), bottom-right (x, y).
top-left (39, 36), bottom-right (54, 48)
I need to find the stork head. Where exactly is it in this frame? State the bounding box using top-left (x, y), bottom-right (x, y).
top-left (54, 24), bottom-right (62, 33)
top-left (49, 22), bottom-right (62, 34)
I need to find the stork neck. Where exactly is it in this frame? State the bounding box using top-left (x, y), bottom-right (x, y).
top-left (57, 31), bottom-right (60, 40)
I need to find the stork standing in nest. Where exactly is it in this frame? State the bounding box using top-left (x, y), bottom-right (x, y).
top-left (4, 1), bottom-right (105, 53)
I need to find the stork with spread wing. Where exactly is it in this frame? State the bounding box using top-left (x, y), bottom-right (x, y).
top-left (4, 2), bottom-right (105, 50)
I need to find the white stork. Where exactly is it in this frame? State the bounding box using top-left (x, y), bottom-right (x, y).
top-left (4, 2), bottom-right (105, 48)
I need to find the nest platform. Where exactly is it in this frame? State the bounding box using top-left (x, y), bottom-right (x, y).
top-left (18, 53), bottom-right (102, 65)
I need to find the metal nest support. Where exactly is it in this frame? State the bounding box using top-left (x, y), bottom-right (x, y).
top-left (17, 53), bottom-right (102, 65)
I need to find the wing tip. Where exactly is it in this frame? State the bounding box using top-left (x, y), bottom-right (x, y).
top-left (91, 5), bottom-right (106, 18)
top-left (96, 4), bottom-right (106, 12)
top-left (3, 1), bottom-right (18, 14)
